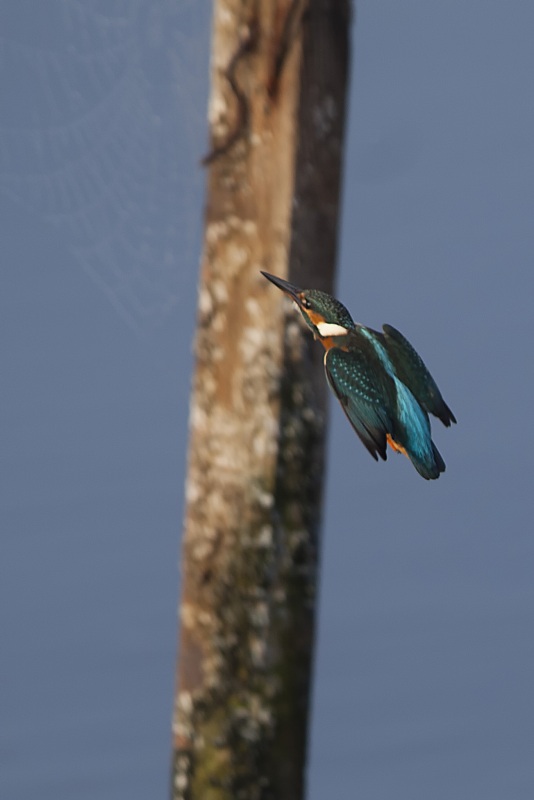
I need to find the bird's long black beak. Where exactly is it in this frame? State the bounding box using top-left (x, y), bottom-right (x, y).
top-left (260, 271), bottom-right (302, 302)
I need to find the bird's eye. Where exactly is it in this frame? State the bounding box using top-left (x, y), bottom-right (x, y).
top-left (301, 298), bottom-right (311, 309)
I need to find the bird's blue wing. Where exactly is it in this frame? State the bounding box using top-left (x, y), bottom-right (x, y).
top-left (325, 347), bottom-right (395, 461)
top-left (381, 324), bottom-right (456, 426)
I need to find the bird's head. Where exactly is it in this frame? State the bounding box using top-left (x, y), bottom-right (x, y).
top-left (261, 271), bottom-right (355, 339)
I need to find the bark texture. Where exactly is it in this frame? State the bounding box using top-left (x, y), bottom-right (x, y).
top-left (172, 2), bottom-right (351, 798)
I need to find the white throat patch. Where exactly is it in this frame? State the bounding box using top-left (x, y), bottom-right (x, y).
top-left (316, 321), bottom-right (349, 338)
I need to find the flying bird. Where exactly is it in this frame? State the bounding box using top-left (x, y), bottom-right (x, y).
top-left (261, 271), bottom-right (456, 480)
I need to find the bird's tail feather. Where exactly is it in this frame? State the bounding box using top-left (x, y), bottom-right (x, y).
top-left (393, 379), bottom-right (446, 480)
top-left (409, 441), bottom-right (446, 480)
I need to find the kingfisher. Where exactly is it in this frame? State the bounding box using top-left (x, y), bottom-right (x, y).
top-left (261, 271), bottom-right (456, 480)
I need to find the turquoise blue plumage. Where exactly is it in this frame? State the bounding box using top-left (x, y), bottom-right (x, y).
top-left (261, 271), bottom-right (456, 480)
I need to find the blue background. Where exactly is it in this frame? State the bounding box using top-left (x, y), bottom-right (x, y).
top-left (3, 2), bottom-right (534, 798)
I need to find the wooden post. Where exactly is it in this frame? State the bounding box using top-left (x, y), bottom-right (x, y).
top-left (172, 2), bottom-right (351, 798)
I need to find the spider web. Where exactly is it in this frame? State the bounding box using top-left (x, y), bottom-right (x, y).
top-left (0, 0), bottom-right (211, 334)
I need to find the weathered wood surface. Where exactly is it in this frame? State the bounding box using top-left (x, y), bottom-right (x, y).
top-left (172, 2), bottom-right (351, 798)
